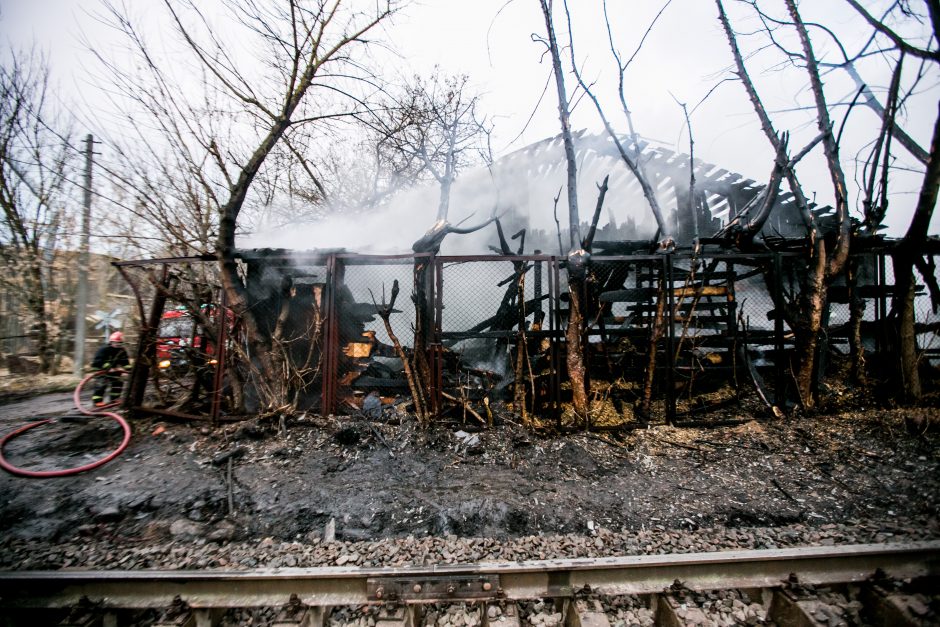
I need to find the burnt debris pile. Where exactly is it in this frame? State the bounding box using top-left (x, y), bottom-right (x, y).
top-left (110, 137), bottom-right (940, 426)
top-left (114, 234), bottom-right (940, 429)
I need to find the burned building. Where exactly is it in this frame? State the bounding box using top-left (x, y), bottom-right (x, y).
top-left (117, 132), bottom-right (938, 426)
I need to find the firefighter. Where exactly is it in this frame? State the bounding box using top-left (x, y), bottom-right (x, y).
top-left (91, 331), bottom-right (130, 407)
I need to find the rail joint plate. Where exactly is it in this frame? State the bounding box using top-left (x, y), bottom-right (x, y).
top-left (367, 575), bottom-right (500, 602)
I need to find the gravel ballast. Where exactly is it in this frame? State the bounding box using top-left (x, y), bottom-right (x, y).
top-left (0, 401), bottom-right (937, 572)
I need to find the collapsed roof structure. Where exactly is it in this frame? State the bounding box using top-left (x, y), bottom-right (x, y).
top-left (117, 132), bottom-right (936, 425)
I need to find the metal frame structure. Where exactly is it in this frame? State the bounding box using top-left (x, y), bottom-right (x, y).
top-left (113, 248), bottom-right (937, 423)
top-left (113, 255), bottom-right (229, 423)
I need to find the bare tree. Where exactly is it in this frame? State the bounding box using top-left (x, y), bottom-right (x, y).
top-left (840, 1), bottom-right (940, 403)
top-left (535, 0), bottom-right (592, 421)
top-left (95, 0), bottom-right (399, 413)
top-left (560, 0), bottom-right (685, 419)
top-left (896, 103), bottom-right (940, 403)
top-left (714, 0), bottom-right (863, 409)
top-left (287, 135), bottom-right (416, 216)
top-left (565, 0), bottom-right (674, 248)
top-left (101, 156), bottom-right (219, 259)
top-left (0, 51), bottom-right (77, 373)
top-left (717, 0), bottom-right (939, 406)
top-left (353, 70), bottom-right (495, 419)
top-left (377, 71), bottom-right (491, 223)
top-left (363, 69), bottom-right (497, 251)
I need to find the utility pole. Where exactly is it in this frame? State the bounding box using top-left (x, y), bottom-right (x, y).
top-left (73, 134), bottom-right (94, 377)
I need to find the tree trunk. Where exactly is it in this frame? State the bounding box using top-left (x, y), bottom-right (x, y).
top-left (208, 5), bottom-right (395, 414)
top-left (894, 252), bottom-right (921, 402)
top-left (538, 0), bottom-right (590, 420)
top-left (436, 176), bottom-right (452, 222)
top-left (411, 257), bottom-right (434, 407)
top-left (794, 239), bottom-right (826, 409)
top-left (785, 0), bottom-right (851, 279)
top-left (894, 100), bottom-right (940, 403)
top-left (216, 118), bottom-right (296, 412)
top-left (219, 258), bottom-right (282, 411)
top-left (565, 276), bottom-right (588, 421)
top-left (25, 252), bottom-right (51, 373)
top-left (268, 276), bottom-right (293, 411)
top-left (716, 0), bottom-right (843, 411)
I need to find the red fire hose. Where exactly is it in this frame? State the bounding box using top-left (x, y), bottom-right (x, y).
top-left (0, 370), bottom-right (132, 478)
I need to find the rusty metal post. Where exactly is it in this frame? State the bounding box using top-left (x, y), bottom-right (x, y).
top-left (665, 254), bottom-right (676, 423)
top-left (877, 251), bottom-right (887, 355)
top-left (773, 252), bottom-right (786, 408)
top-left (126, 266), bottom-right (169, 416)
top-left (551, 256), bottom-right (562, 428)
top-left (334, 256), bottom-right (348, 413)
top-left (582, 272), bottom-right (591, 432)
top-left (532, 253), bottom-right (544, 415)
top-left (728, 257), bottom-right (737, 391)
top-left (321, 254), bottom-right (338, 416)
top-left (333, 255), bottom-right (344, 416)
top-left (209, 288), bottom-right (228, 424)
top-left (433, 255), bottom-right (444, 417)
top-left (424, 255), bottom-right (436, 397)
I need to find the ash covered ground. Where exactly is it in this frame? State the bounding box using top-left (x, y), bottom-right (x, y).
top-left (0, 392), bottom-right (938, 570)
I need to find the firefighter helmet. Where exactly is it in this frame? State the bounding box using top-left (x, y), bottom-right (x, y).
top-left (109, 331), bottom-right (124, 343)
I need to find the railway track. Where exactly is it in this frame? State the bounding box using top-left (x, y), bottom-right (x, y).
top-left (1, 541), bottom-right (938, 626)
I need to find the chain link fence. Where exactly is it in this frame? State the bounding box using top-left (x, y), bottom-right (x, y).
top-left (883, 253), bottom-right (940, 368)
top-left (330, 256), bottom-right (420, 412)
top-left (436, 255), bottom-right (558, 424)
top-left (110, 249), bottom-right (939, 424)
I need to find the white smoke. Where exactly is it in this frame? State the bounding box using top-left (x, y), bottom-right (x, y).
top-left (240, 133), bottom-right (669, 255)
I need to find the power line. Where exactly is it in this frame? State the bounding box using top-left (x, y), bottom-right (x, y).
top-left (6, 156), bottom-right (147, 216)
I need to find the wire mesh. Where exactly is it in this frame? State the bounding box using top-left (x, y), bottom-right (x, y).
top-left (435, 256), bottom-right (551, 422)
top-left (439, 258), bottom-right (542, 368)
top-left (889, 253), bottom-right (940, 366)
top-left (341, 259), bottom-right (419, 348)
top-left (331, 257), bottom-right (422, 414)
top-left (108, 249), bottom-right (939, 423)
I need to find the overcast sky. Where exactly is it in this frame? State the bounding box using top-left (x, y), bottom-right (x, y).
top-left (2, 0), bottom-right (937, 241)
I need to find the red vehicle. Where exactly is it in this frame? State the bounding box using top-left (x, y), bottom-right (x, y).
top-left (156, 306), bottom-right (229, 371)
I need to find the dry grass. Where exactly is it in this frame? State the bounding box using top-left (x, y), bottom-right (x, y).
top-left (0, 368), bottom-right (79, 402)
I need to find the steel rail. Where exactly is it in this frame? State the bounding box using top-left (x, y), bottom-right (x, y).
top-left (0, 542), bottom-right (937, 609)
